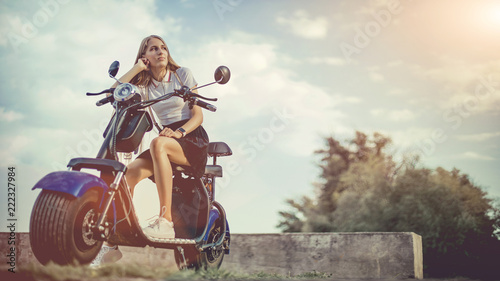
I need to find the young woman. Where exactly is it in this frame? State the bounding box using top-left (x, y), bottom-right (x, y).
top-left (91, 34), bottom-right (209, 266)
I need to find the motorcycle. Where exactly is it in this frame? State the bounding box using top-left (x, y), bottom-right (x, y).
top-left (29, 61), bottom-right (232, 269)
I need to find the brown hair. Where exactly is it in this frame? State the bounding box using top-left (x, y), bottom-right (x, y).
top-left (130, 35), bottom-right (181, 87)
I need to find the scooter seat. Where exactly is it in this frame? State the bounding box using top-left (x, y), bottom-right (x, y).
top-left (208, 142), bottom-right (232, 157)
top-left (205, 165), bottom-right (222, 177)
top-left (172, 164), bottom-right (223, 178)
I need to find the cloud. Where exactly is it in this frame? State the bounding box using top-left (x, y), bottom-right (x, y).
top-left (369, 71), bottom-right (384, 82)
top-left (410, 58), bottom-right (500, 113)
top-left (370, 108), bottom-right (416, 122)
top-left (456, 132), bottom-right (500, 142)
top-left (331, 94), bottom-right (362, 105)
top-left (0, 135), bottom-right (32, 165)
top-left (309, 56), bottom-right (347, 66)
top-left (180, 34), bottom-right (348, 157)
top-left (0, 107), bottom-right (24, 122)
top-left (457, 151), bottom-right (495, 161)
top-left (276, 10), bottom-right (328, 39)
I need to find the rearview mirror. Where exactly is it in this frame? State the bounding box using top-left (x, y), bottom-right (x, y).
top-left (108, 61), bottom-right (120, 78)
top-left (214, 66), bottom-right (230, 84)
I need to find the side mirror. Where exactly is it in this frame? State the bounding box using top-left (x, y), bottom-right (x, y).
top-left (108, 61), bottom-right (120, 78)
top-left (214, 66), bottom-right (230, 84)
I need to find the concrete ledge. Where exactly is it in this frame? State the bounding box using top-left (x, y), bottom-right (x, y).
top-left (221, 232), bottom-right (423, 279)
top-left (1, 232), bottom-right (422, 279)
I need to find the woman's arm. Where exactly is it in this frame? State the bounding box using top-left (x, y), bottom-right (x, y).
top-left (108, 59), bottom-right (149, 93)
top-left (180, 105), bottom-right (203, 134)
top-left (161, 104), bottom-right (203, 139)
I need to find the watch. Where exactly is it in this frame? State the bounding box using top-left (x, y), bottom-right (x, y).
top-left (176, 127), bottom-right (186, 138)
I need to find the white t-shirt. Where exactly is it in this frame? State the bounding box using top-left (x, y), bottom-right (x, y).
top-left (139, 67), bottom-right (197, 126)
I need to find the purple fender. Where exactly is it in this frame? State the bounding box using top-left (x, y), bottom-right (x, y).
top-left (32, 171), bottom-right (110, 198)
top-left (204, 203), bottom-right (230, 254)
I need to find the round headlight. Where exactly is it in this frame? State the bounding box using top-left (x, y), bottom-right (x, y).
top-left (114, 83), bottom-right (138, 102)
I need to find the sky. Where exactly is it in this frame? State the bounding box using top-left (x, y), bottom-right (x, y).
top-left (0, 0), bottom-right (499, 234)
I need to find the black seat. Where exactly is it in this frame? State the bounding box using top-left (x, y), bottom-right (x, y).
top-left (208, 142), bottom-right (232, 157)
top-left (170, 142), bottom-right (230, 178)
top-left (172, 164), bottom-right (223, 178)
top-left (205, 165), bottom-right (222, 177)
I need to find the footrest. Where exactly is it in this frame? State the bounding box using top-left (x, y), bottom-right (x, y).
top-left (146, 236), bottom-right (196, 245)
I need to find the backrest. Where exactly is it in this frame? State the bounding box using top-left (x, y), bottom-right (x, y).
top-left (208, 142), bottom-right (232, 157)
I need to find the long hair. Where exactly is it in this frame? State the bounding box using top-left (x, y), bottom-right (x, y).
top-left (130, 35), bottom-right (181, 87)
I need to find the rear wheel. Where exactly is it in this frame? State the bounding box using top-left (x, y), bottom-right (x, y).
top-left (200, 223), bottom-right (224, 268)
top-left (29, 189), bottom-right (103, 265)
top-left (174, 220), bottom-right (225, 270)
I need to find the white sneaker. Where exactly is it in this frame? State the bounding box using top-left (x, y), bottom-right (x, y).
top-left (90, 245), bottom-right (122, 267)
top-left (143, 217), bottom-right (175, 239)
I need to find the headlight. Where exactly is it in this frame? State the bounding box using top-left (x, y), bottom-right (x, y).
top-left (114, 83), bottom-right (138, 102)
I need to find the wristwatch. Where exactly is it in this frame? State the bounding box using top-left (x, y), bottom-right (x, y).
top-left (176, 127), bottom-right (186, 138)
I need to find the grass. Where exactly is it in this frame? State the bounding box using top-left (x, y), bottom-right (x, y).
top-left (17, 263), bottom-right (333, 281)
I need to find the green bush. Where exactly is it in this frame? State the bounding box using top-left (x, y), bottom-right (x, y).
top-left (278, 132), bottom-right (500, 279)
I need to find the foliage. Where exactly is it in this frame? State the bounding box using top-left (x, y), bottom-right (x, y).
top-left (278, 131), bottom-right (500, 279)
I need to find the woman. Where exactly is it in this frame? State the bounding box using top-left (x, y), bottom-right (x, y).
top-left (91, 35), bottom-right (209, 266)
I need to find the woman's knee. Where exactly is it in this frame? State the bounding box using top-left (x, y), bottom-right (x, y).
top-left (150, 137), bottom-right (173, 158)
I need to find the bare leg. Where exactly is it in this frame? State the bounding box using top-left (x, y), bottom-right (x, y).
top-left (125, 158), bottom-right (154, 197)
top-left (149, 136), bottom-right (190, 222)
top-left (103, 158), bottom-right (154, 247)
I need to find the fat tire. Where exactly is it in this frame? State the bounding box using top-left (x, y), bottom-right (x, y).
top-left (199, 224), bottom-right (225, 269)
top-left (174, 221), bottom-right (225, 270)
top-left (29, 189), bottom-right (103, 265)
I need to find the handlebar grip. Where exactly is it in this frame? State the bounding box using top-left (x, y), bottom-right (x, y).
top-left (96, 96), bottom-right (113, 106)
top-left (194, 98), bottom-right (217, 112)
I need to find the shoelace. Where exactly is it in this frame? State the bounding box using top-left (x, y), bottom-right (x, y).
top-left (145, 206), bottom-right (168, 228)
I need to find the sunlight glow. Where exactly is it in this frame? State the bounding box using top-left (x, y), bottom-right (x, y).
top-left (486, 3), bottom-right (500, 26)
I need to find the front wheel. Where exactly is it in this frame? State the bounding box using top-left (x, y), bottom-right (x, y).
top-left (29, 189), bottom-right (103, 265)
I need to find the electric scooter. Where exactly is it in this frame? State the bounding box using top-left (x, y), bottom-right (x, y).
top-left (29, 61), bottom-right (232, 269)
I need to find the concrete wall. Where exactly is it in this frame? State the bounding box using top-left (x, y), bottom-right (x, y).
top-left (221, 232), bottom-right (423, 279)
top-left (1, 232), bottom-right (423, 279)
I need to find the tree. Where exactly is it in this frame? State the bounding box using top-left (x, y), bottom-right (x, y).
top-left (278, 131), bottom-right (500, 279)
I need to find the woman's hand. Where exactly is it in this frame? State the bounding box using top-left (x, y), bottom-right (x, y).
top-left (159, 127), bottom-right (182, 139)
top-left (110, 58), bottom-right (150, 88)
top-left (134, 58), bottom-right (150, 72)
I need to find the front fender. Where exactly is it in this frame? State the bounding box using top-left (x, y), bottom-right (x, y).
top-left (32, 171), bottom-right (110, 198)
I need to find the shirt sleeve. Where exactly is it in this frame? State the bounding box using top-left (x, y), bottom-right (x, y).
top-left (176, 67), bottom-right (198, 89)
top-left (137, 85), bottom-right (147, 101)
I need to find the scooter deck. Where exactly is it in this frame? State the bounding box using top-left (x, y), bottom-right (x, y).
top-left (106, 182), bottom-right (200, 250)
top-left (146, 236), bottom-right (196, 245)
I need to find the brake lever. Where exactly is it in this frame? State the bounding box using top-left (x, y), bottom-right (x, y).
top-left (86, 88), bottom-right (114, 96)
top-left (191, 92), bottom-right (218, 102)
top-left (177, 86), bottom-right (218, 102)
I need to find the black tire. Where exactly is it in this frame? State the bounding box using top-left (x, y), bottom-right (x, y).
top-left (175, 221), bottom-right (225, 270)
top-left (29, 189), bottom-right (103, 265)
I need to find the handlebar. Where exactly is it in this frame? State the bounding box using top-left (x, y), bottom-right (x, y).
top-left (96, 95), bottom-right (114, 106)
top-left (88, 85), bottom-right (218, 111)
top-left (192, 98), bottom-right (217, 112)
top-left (86, 88), bottom-right (113, 96)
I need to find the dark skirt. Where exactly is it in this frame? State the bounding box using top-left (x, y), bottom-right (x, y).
top-left (136, 119), bottom-right (209, 181)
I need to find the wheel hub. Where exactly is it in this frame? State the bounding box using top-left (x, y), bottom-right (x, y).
top-left (81, 209), bottom-right (98, 246)
top-left (207, 230), bottom-right (223, 262)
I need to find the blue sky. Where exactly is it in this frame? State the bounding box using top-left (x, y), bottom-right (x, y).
top-left (1, 0), bottom-right (499, 234)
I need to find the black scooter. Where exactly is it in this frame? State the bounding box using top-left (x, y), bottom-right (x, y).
top-left (29, 61), bottom-right (232, 269)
